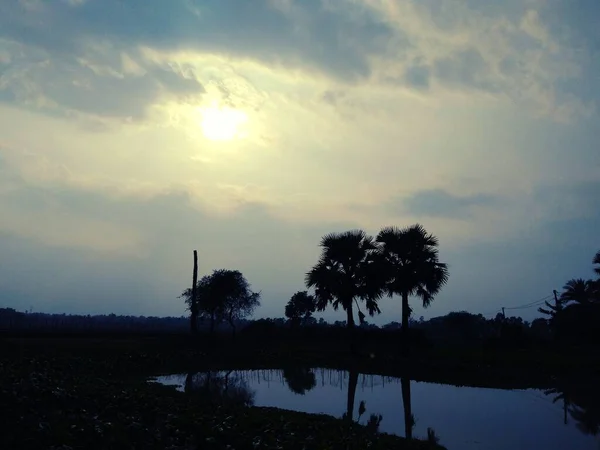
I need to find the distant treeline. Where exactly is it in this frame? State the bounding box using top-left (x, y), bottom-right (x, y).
top-left (0, 307), bottom-right (551, 346)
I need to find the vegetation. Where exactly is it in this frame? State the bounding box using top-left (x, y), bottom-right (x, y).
top-left (538, 251), bottom-right (600, 343)
top-left (376, 224), bottom-right (449, 348)
top-left (284, 291), bottom-right (317, 327)
top-left (305, 229), bottom-right (386, 329)
top-left (180, 269), bottom-right (260, 336)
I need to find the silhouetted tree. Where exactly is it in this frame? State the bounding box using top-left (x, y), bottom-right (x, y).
top-left (305, 230), bottom-right (385, 330)
top-left (218, 272), bottom-right (260, 337)
top-left (284, 291), bottom-right (316, 326)
top-left (181, 269), bottom-right (260, 335)
top-left (376, 224), bottom-right (449, 348)
top-left (282, 366), bottom-right (317, 395)
top-left (593, 251), bottom-right (600, 277)
top-left (560, 278), bottom-right (598, 305)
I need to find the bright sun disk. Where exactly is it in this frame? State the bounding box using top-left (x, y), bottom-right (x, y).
top-left (199, 105), bottom-right (248, 141)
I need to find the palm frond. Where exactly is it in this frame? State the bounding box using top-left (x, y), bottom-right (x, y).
top-left (560, 278), bottom-right (596, 304)
top-left (593, 250), bottom-right (600, 276)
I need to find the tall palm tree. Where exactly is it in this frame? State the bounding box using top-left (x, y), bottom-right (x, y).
top-left (305, 230), bottom-right (385, 329)
top-left (376, 224), bottom-right (449, 340)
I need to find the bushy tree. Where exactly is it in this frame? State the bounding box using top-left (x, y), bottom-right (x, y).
top-left (180, 269), bottom-right (260, 335)
top-left (284, 291), bottom-right (316, 326)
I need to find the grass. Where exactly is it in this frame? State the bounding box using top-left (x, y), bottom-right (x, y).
top-left (1, 339), bottom-right (445, 450)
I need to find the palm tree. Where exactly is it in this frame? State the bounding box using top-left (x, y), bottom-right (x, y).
top-left (305, 230), bottom-right (385, 329)
top-left (560, 278), bottom-right (598, 305)
top-left (376, 224), bottom-right (449, 341)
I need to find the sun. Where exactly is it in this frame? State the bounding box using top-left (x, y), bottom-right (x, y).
top-left (199, 105), bottom-right (248, 141)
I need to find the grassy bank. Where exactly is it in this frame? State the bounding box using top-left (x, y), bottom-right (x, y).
top-left (1, 338), bottom-right (444, 450)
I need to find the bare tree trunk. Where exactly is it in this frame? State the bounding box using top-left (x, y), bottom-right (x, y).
top-left (190, 250), bottom-right (198, 334)
top-left (401, 377), bottom-right (413, 439)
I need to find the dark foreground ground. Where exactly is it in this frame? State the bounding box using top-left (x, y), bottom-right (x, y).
top-left (1, 336), bottom-right (446, 450)
top-left (3, 332), bottom-right (600, 449)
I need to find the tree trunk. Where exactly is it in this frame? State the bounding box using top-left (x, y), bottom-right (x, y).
top-left (190, 250), bottom-right (198, 334)
top-left (346, 302), bottom-right (355, 329)
top-left (346, 370), bottom-right (358, 422)
top-left (401, 377), bottom-right (413, 439)
top-left (401, 292), bottom-right (410, 355)
top-left (346, 302), bottom-right (357, 354)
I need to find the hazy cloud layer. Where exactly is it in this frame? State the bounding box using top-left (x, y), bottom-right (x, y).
top-left (0, 0), bottom-right (598, 321)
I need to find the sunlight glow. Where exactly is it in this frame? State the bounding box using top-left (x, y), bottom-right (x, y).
top-left (199, 105), bottom-right (248, 141)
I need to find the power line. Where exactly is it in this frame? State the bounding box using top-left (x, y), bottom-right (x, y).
top-left (504, 294), bottom-right (554, 310)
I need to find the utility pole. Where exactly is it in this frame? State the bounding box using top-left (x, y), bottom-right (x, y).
top-left (190, 250), bottom-right (198, 334)
top-left (501, 307), bottom-right (505, 319)
top-left (553, 289), bottom-right (559, 307)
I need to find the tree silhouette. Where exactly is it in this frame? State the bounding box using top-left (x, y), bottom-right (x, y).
top-left (376, 224), bottom-right (449, 348)
top-left (284, 291), bottom-right (316, 327)
top-left (181, 269), bottom-right (260, 335)
top-left (305, 230), bottom-right (385, 329)
top-left (560, 278), bottom-right (598, 305)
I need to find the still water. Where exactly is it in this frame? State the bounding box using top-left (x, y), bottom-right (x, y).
top-left (151, 368), bottom-right (599, 450)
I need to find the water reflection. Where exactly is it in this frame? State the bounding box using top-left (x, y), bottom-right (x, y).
top-left (544, 381), bottom-right (600, 437)
top-left (183, 370), bottom-right (255, 408)
top-left (152, 369), bottom-right (600, 450)
top-left (282, 366), bottom-right (316, 395)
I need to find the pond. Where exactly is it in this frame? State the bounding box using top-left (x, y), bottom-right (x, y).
top-left (150, 368), bottom-right (600, 450)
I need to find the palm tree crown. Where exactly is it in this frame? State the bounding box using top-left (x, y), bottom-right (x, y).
top-left (560, 278), bottom-right (598, 305)
top-left (376, 224), bottom-right (449, 332)
top-left (305, 229), bottom-right (385, 328)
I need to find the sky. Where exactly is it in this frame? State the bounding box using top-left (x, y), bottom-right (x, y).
top-left (0, 0), bottom-right (598, 324)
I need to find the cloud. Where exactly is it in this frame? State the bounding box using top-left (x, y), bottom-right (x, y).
top-left (0, 0), bottom-right (392, 82)
top-left (0, 0), bottom-right (596, 124)
top-left (393, 188), bottom-right (499, 220)
top-left (0, 38), bottom-right (205, 122)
